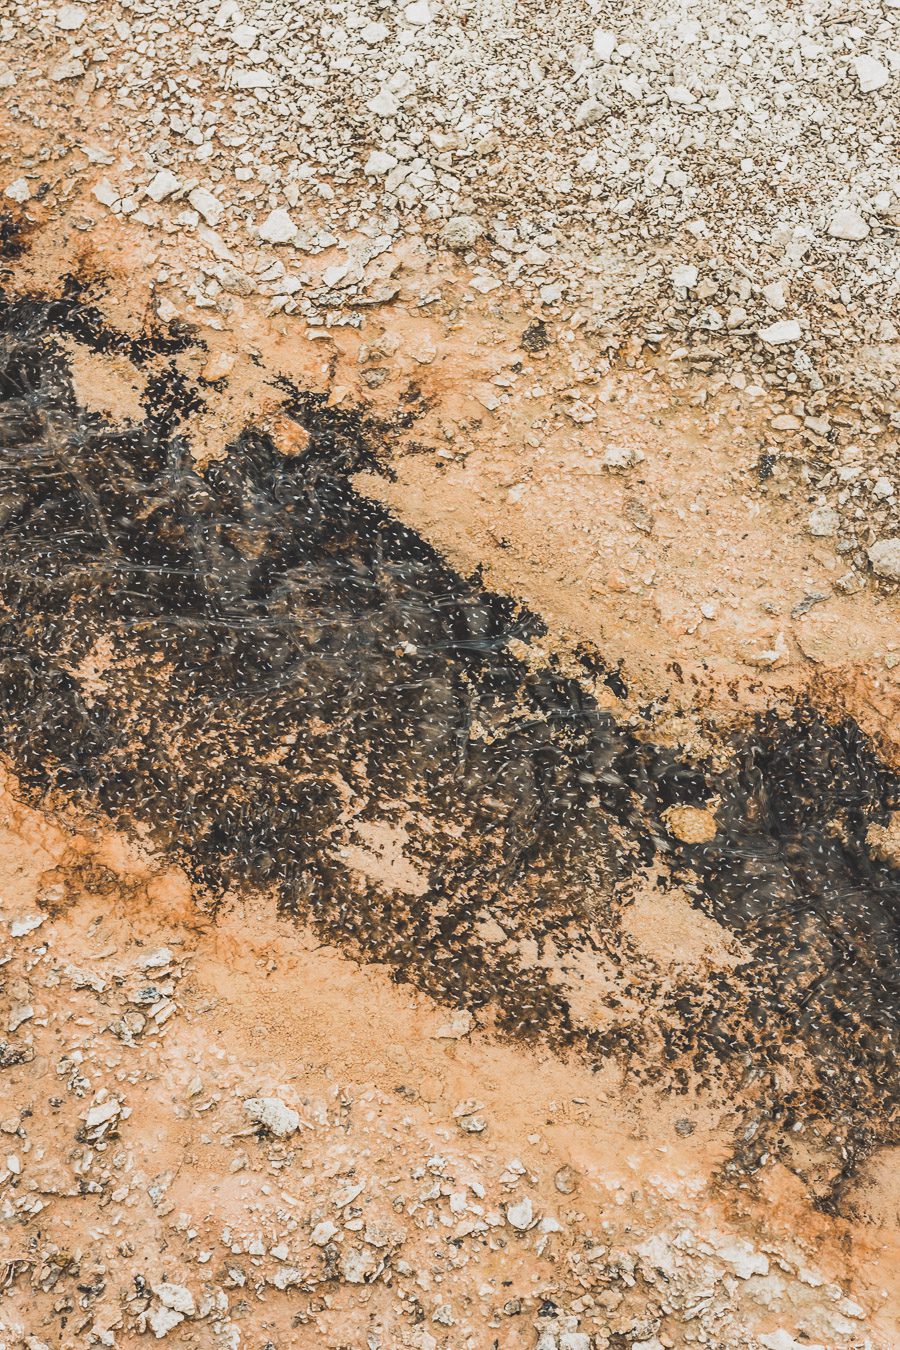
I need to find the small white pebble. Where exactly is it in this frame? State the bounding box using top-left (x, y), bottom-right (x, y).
top-left (758, 319), bottom-right (802, 345)
top-left (853, 53), bottom-right (890, 94)
top-left (57, 3), bottom-right (87, 29)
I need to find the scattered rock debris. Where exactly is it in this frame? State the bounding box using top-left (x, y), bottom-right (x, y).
top-left (0, 0), bottom-right (899, 591)
top-left (2, 780), bottom-right (889, 1348)
top-left (0, 287), bottom-right (898, 1349)
top-left (0, 0), bottom-right (899, 1344)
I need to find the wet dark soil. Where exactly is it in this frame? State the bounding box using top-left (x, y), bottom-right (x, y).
top-left (0, 280), bottom-right (897, 1198)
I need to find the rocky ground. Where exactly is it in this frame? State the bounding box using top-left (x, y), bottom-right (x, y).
top-left (1, 772), bottom-right (897, 1349)
top-left (1, 0), bottom-right (899, 1347)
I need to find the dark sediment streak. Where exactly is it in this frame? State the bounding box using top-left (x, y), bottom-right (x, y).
top-left (0, 273), bottom-right (897, 1200)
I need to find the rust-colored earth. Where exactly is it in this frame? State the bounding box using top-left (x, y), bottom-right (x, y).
top-left (1, 99), bottom-right (898, 1350)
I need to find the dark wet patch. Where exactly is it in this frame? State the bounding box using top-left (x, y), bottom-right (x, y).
top-left (0, 213), bottom-right (30, 263)
top-left (521, 318), bottom-right (550, 353)
top-left (0, 287), bottom-right (898, 1196)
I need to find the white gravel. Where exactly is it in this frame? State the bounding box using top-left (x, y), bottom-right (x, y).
top-left (1, 0), bottom-right (899, 583)
top-left (3, 0), bottom-right (899, 369)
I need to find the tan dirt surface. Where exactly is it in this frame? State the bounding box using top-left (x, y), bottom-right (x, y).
top-left (1, 1), bottom-right (899, 1342)
top-left (1, 768), bottom-right (898, 1349)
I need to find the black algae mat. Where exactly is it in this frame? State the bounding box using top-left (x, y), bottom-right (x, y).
top-left (0, 269), bottom-right (897, 1204)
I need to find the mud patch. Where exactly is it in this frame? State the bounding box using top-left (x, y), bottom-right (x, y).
top-left (0, 286), bottom-right (898, 1197)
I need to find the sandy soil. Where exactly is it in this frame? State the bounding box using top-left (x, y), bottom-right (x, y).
top-left (1, 767), bottom-right (898, 1349)
top-left (5, 186), bottom-right (898, 754)
top-left (0, 47), bottom-right (898, 1346)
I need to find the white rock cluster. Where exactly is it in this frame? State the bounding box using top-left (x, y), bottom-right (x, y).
top-left (1, 0), bottom-right (898, 580)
